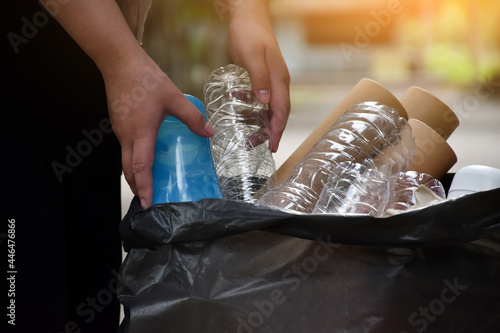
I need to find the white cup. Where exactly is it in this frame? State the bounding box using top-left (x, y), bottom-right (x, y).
top-left (447, 165), bottom-right (500, 199)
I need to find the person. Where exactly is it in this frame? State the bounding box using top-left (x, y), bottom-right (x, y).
top-left (2, 0), bottom-right (290, 332)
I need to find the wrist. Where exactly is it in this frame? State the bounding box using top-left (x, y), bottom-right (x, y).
top-left (219, 0), bottom-right (270, 22)
top-left (96, 43), bottom-right (148, 80)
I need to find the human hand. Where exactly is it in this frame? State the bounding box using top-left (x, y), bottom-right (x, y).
top-left (227, 15), bottom-right (290, 152)
top-left (39, 0), bottom-right (214, 210)
top-left (101, 51), bottom-right (214, 209)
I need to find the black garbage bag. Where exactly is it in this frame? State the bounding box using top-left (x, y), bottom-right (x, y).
top-left (117, 187), bottom-right (500, 333)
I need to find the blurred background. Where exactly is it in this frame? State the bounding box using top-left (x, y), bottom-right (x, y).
top-left (119, 1), bottom-right (500, 320)
top-left (122, 0), bottom-right (500, 214)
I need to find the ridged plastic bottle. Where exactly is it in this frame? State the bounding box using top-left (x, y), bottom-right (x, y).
top-left (152, 94), bottom-right (223, 205)
top-left (384, 171), bottom-right (445, 211)
top-left (257, 102), bottom-right (414, 213)
top-left (313, 162), bottom-right (390, 216)
top-left (204, 64), bottom-right (277, 202)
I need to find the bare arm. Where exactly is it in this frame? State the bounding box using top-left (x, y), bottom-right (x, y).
top-left (40, 0), bottom-right (214, 210)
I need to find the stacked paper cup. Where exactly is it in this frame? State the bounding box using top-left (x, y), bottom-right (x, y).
top-left (276, 79), bottom-right (460, 184)
top-left (276, 78), bottom-right (408, 184)
top-left (400, 86), bottom-right (460, 179)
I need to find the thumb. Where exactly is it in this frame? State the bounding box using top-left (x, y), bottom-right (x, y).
top-left (170, 95), bottom-right (215, 138)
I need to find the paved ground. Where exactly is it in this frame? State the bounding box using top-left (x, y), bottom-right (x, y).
top-left (120, 72), bottom-right (500, 216)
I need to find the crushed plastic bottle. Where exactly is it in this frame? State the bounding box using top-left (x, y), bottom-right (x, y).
top-left (204, 64), bottom-right (277, 202)
top-left (384, 171), bottom-right (445, 211)
top-left (313, 161), bottom-right (390, 216)
top-left (257, 101), bottom-right (413, 213)
top-left (152, 94), bottom-right (223, 205)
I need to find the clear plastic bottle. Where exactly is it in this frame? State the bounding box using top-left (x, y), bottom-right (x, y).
top-left (313, 161), bottom-right (390, 216)
top-left (152, 94), bottom-right (223, 205)
top-left (384, 171), bottom-right (445, 211)
top-left (257, 102), bottom-right (413, 213)
top-left (203, 64), bottom-right (277, 202)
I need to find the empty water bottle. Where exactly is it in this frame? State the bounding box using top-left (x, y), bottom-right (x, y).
top-left (152, 94), bottom-right (223, 205)
top-left (257, 101), bottom-right (413, 213)
top-left (384, 171), bottom-right (445, 211)
top-left (204, 64), bottom-right (277, 202)
top-left (313, 162), bottom-right (390, 216)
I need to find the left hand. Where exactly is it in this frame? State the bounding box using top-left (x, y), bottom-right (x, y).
top-left (227, 16), bottom-right (290, 152)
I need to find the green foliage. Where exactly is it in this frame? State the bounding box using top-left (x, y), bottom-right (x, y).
top-left (426, 44), bottom-right (475, 84)
top-left (143, 0), bottom-right (231, 97)
top-left (400, 0), bottom-right (500, 84)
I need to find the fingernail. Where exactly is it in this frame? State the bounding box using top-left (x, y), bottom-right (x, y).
top-left (204, 122), bottom-right (215, 136)
top-left (140, 198), bottom-right (148, 210)
top-left (258, 90), bottom-right (270, 104)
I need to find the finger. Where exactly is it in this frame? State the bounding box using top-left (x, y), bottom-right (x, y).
top-left (246, 127), bottom-right (270, 149)
top-left (244, 106), bottom-right (271, 148)
top-left (168, 95), bottom-right (214, 138)
top-left (121, 143), bottom-right (137, 196)
top-left (267, 55), bottom-right (291, 152)
top-left (240, 48), bottom-right (271, 105)
top-left (131, 133), bottom-right (157, 209)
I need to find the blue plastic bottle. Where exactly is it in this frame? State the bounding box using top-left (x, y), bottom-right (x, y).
top-left (152, 94), bottom-right (223, 204)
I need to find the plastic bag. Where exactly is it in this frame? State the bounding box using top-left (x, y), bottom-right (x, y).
top-left (118, 187), bottom-right (500, 333)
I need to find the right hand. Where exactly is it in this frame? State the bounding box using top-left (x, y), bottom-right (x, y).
top-left (38, 0), bottom-right (213, 210)
top-left (101, 51), bottom-right (214, 210)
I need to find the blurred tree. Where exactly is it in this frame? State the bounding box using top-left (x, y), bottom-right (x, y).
top-left (399, 0), bottom-right (500, 85)
top-left (142, 0), bottom-right (232, 99)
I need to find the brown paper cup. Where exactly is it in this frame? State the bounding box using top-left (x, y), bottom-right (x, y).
top-left (276, 78), bottom-right (407, 184)
top-left (400, 86), bottom-right (460, 140)
top-left (407, 118), bottom-right (457, 179)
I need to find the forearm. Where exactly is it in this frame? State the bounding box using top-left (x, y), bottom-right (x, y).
top-left (39, 0), bottom-right (214, 210)
top-left (39, 0), bottom-right (146, 77)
